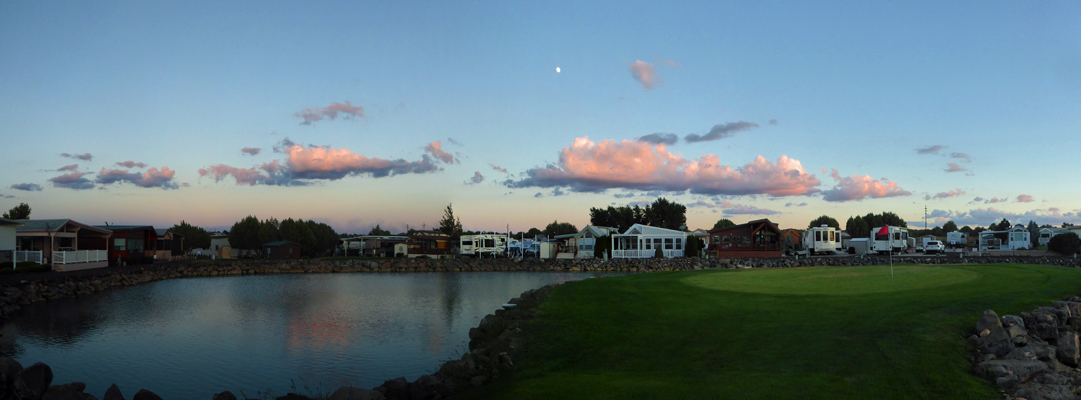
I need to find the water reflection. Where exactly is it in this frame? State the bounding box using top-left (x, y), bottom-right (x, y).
top-left (0, 272), bottom-right (623, 399)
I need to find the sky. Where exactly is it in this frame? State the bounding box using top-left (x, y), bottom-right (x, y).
top-left (1, 1), bottom-right (1079, 234)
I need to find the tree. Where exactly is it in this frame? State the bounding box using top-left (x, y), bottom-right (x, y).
top-left (1027, 220), bottom-right (1040, 247)
top-left (258, 217), bottom-right (281, 245)
top-left (368, 224), bottom-right (391, 236)
top-left (845, 216), bottom-right (869, 238)
top-left (306, 220), bottom-right (340, 256)
top-left (654, 245), bottom-right (664, 259)
top-left (594, 234), bottom-right (611, 259)
top-left (525, 227), bottom-right (543, 238)
top-left (959, 225), bottom-right (973, 234)
top-left (438, 204), bottom-right (463, 245)
top-left (2, 203), bottom-right (30, 219)
top-left (279, 218), bottom-right (316, 254)
top-left (712, 219), bottom-right (736, 230)
top-left (685, 234), bottom-right (704, 258)
top-left (171, 221), bottom-right (211, 253)
top-left (229, 215), bottom-right (262, 251)
top-left (646, 197), bottom-right (687, 230)
top-left (995, 219), bottom-right (1012, 231)
top-left (543, 221), bottom-right (578, 236)
top-left (942, 221), bottom-right (958, 233)
top-left (1048, 233), bottom-right (1081, 256)
top-left (808, 215), bottom-right (840, 229)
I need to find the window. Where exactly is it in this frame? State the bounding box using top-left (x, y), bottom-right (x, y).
top-left (829, 231), bottom-right (835, 242)
top-left (815, 231), bottom-right (821, 242)
top-left (712, 235), bottom-right (720, 245)
top-left (675, 239), bottom-right (682, 250)
top-left (58, 237), bottom-right (74, 251)
top-left (114, 238), bottom-right (127, 251)
top-left (644, 240), bottom-right (652, 250)
top-left (722, 236), bottom-right (732, 248)
top-left (664, 238), bottom-right (673, 250)
top-left (893, 232), bottom-right (900, 241)
top-left (128, 239), bottom-right (144, 253)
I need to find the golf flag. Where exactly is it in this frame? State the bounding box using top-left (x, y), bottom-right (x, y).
top-left (877, 226), bottom-right (890, 236)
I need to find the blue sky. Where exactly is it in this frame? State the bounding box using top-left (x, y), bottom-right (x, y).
top-left (1, 1), bottom-right (1079, 233)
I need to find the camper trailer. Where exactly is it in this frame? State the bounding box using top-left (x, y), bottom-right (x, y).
top-left (871, 226), bottom-right (909, 254)
top-left (802, 225), bottom-right (841, 255)
top-left (848, 238), bottom-right (871, 255)
top-left (459, 234), bottom-right (509, 257)
top-left (946, 232), bottom-right (968, 248)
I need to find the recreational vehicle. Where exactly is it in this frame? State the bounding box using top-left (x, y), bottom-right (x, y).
top-left (459, 234), bottom-right (509, 257)
top-left (802, 225), bottom-right (841, 255)
top-left (871, 226), bottom-right (909, 254)
top-left (946, 232), bottom-right (968, 248)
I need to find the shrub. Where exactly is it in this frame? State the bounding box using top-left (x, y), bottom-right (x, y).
top-left (594, 234), bottom-right (611, 259)
top-left (0, 262), bottom-right (52, 275)
top-left (1048, 233), bottom-right (1081, 256)
top-left (655, 246), bottom-right (665, 259)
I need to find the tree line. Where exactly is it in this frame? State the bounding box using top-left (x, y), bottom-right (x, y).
top-left (228, 216), bottom-right (340, 256)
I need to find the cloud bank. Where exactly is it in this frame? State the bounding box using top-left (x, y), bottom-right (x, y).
top-left (502, 137), bottom-right (821, 196)
top-left (820, 168), bottom-right (911, 202)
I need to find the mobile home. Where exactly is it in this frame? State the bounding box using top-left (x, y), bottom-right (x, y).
top-left (802, 225), bottom-right (841, 255)
top-left (871, 226), bottom-right (909, 254)
top-left (460, 234), bottom-right (509, 257)
top-left (946, 232), bottom-right (968, 247)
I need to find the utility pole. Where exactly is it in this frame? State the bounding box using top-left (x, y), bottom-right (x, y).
top-left (924, 205), bottom-right (927, 230)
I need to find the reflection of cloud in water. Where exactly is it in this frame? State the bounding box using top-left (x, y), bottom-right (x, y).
top-left (0, 271), bottom-right (631, 398)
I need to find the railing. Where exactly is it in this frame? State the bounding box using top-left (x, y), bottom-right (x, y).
top-left (15, 251), bottom-right (42, 264)
top-left (52, 250), bottom-right (108, 265)
top-left (611, 249), bottom-right (682, 258)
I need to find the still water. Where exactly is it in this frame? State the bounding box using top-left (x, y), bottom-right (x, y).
top-left (0, 272), bottom-right (622, 399)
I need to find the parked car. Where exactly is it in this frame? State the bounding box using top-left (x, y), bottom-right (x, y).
top-left (925, 241), bottom-right (944, 254)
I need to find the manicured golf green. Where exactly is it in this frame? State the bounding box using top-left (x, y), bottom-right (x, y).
top-left (458, 264), bottom-right (1081, 400)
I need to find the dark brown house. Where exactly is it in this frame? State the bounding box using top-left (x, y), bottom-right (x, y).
top-left (708, 219), bottom-right (783, 258)
top-left (263, 241), bottom-right (301, 259)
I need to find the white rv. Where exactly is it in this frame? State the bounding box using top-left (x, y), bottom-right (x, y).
top-left (946, 232), bottom-right (968, 248)
top-left (871, 226), bottom-right (909, 254)
top-left (459, 234), bottom-right (509, 257)
top-left (802, 225), bottom-right (841, 255)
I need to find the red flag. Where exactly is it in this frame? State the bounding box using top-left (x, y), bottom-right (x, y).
top-left (877, 226), bottom-right (890, 236)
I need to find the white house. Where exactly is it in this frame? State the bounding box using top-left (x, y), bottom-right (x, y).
top-left (574, 225), bottom-right (619, 258)
top-left (1039, 227), bottom-right (1067, 247)
top-left (611, 223), bottom-right (687, 258)
top-left (1, 218), bottom-right (24, 269)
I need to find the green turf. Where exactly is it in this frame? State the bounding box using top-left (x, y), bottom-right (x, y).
top-left (457, 263), bottom-right (1081, 400)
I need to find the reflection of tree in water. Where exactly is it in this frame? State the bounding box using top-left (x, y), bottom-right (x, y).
top-left (440, 273), bottom-right (461, 331)
top-left (0, 293), bottom-right (108, 356)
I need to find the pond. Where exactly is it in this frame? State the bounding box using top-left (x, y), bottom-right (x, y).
top-left (0, 272), bottom-right (622, 399)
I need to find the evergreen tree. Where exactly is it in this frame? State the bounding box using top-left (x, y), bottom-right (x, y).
top-left (229, 215), bottom-right (262, 250)
top-left (712, 218), bottom-right (736, 230)
top-left (2, 203), bottom-right (30, 219)
top-left (808, 215), bottom-right (840, 229)
top-left (171, 221), bottom-right (211, 253)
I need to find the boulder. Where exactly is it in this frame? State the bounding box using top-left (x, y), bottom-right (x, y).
top-left (1013, 383), bottom-right (1076, 400)
top-left (42, 382), bottom-right (89, 400)
top-left (378, 377), bottom-right (408, 400)
top-left (328, 387), bottom-right (385, 400)
top-left (13, 362), bottom-right (53, 400)
top-left (1056, 331), bottom-right (1080, 367)
top-left (1002, 315), bottom-right (1026, 329)
top-left (212, 391), bottom-right (237, 400)
top-left (0, 357), bottom-right (24, 398)
top-left (101, 384), bottom-right (124, 400)
top-left (976, 359), bottom-right (1049, 383)
top-left (131, 389), bottom-right (162, 400)
top-left (274, 394), bottom-right (312, 400)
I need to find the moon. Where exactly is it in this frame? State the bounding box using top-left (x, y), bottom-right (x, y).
top-left (556, 67), bottom-right (561, 73)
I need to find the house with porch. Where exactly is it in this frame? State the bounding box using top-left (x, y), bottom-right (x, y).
top-left (14, 219), bottom-right (112, 271)
top-left (406, 230), bottom-right (452, 258)
top-left (90, 225), bottom-right (159, 265)
top-left (979, 225), bottom-right (1032, 251)
top-left (707, 219), bottom-right (783, 258)
top-left (1, 218), bottom-right (24, 269)
top-left (611, 224), bottom-right (687, 258)
top-left (1039, 227), bottom-right (1068, 247)
top-left (153, 228), bottom-right (184, 261)
top-left (264, 241), bottom-right (301, 259)
top-left (573, 225), bottom-right (619, 258)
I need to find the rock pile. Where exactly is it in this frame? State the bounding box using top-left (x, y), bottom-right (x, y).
top-left (971, 302), bottom-right (1081, 400)
top-left (372, 284), bottom-right (554, 400)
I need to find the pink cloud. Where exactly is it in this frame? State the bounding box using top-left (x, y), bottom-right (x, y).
top-left (628, 60), bottom-right (660, 90)
top-left (49, 172), bottom-right (94, 190)
top-left (295, 101), bottom-right (364, 125)
top-left (201, 143), bottom-right (443, 185)
top-left (241, 147), bottom-right (261, 156)
top-left (925, 188), bottom-right (965, 201)
top-left (945, 163), bottom-right (967, 172)
top-left (425, 141), bottom-right (457, 164)
top-left (61, 153), bottom-right (93, 161)
top-left (490, 164), bottom-right (508, 173)
top-left (821, 168), bottom-right (911, 202)
top-left (115, 161), bottom-right (147, 169)
top-left (58, 164), bottom-right (78, 172)
top-left (96, 167), bottom-right (178, 189)
top-left (504, 137), bottom-right (821, 196)
top-left (1016, 194), bottom-right (1034, 203)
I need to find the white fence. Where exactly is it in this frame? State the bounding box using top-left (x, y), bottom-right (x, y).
top-left (15, 251), bottom-right (42, 264)
top-left (612, 249), bottom-right (681, 259)
top-left (53, 250), bottom-right (108, 265)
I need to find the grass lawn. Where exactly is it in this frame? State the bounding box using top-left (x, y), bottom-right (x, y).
top-left (458, 263), bottom-right (1081, 399)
